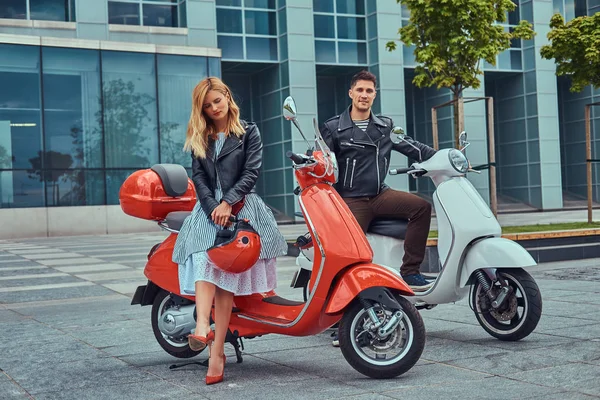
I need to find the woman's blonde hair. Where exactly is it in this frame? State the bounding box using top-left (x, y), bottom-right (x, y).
top-left (184, 77), bottom-right (245, 159)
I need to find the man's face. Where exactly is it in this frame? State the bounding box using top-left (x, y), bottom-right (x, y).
top-left (349, 79), bottom-right (376, 113)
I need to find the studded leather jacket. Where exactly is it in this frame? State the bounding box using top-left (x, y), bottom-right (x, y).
top-left (321, 107), bottom-right (436, 198)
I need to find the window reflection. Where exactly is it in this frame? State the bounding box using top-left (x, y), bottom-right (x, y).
top-left (101, 51), bottom-right (158, 169)
top-left (158, 54), bottom-right (208, 167)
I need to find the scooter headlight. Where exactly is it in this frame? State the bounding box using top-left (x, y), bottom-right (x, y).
top-left (448, 149), bottom-right (469, 173)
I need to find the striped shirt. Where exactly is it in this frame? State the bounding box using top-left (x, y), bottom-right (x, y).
top-left (353, 119), bottom-right (369, 132)
top-left (172, 132), bottom-right (288, 265)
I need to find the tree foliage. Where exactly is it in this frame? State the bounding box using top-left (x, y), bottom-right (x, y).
top-left (387, 0), bottom-right (535, 96)
top-left (540, 13), bottom-right (600, 93)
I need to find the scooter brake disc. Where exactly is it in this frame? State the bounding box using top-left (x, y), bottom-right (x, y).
top-left (490, 294), bottom-right (518, 321)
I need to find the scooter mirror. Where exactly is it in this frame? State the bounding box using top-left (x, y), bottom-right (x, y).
top-left (283, 96), bottom-right (298, 121)
top-left (390, 126), bottom-right (406, 144)
top-left (459, 131), bottom-right (470, 151)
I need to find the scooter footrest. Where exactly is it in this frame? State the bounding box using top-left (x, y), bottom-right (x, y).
top-left (262, 296), bottom-right (305, 306)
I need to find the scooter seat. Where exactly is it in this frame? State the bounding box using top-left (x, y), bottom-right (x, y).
top-left (368, 218), bottom-right (408, 240)
top-left (165, 211), bottom-right (192, 232)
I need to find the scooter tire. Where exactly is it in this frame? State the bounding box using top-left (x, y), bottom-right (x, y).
top-left (338, 295), bottom-right (425, 379)
top-left (151, 289), bottom-right (204, 359)
top-left (472, 268), bottom-right (542, 341)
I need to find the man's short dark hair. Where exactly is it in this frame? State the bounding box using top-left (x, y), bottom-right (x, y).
top-left (350, 70), bottom-right (377, 88)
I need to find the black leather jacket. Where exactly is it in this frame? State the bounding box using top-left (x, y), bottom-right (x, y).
top-left (321, 106), bottom-right (436, 198)
top-left (191, 121), bottom-right (261, 216)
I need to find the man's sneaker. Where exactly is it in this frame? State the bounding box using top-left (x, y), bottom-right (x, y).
top-left (331, 331), bottom-right (339, 347)
top-left (403, 273), bottom-right (434, 291)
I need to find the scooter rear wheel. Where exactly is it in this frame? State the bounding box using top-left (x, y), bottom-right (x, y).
top-left (338, 295), bottom-right (425, 379)
top-left (151, 289), bottom-right (204, 358)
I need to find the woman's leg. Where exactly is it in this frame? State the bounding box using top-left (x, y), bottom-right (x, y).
top-left (207, 286), bottom-right (233, 376)
top-left (194, 281), bottom-right (216, 337)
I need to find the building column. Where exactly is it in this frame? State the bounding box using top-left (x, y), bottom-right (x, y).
top-left (370, 0), bottom-right (408, 191)
top-left (521, 0), bottom-right (563, 209)
top-left (186, 0), bottom-right (218, 48)
top-left (279, 0), bottom-right (318, 216)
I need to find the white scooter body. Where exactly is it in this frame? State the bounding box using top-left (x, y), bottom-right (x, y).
top-left (295, 146), bottom-right (537, 308)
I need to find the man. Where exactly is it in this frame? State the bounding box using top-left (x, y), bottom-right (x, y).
top-left (322, 70), bottom-right (436, 346)
top-left (321, 70), bottom-right (437, 289)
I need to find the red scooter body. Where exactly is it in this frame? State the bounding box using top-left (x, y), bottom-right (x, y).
top-left (123, 105), bottom-right (425, 379)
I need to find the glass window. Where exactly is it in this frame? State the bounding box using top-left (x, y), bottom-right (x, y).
top-left (336, 0), bottom-right (365, 15)
top-left (315, 40), bottom-right (336, 63)
top-left (46, 170), bottom-right (105, 206)
top-left (218, 35), bottom-right (244, 59)
top-left (216, 0), bottom-right (241, 5)
top-left (246, 37), bottom-right (278, 60)
top-left (42, 47), bottom-right (103, 170)
top-left (367, 14), bottom-right (377, 39)
top-left (157, 54), bottom-right (208, 167)
top-left (313, 0), bottom-right (334, 13)
top-left (337, 16), bottom-right (366, 40)
top-left (30, 0), bottom-right (70, 21)
top-left (108, 1), bottom-right (140, 25)
top-left (143, 3), bottom-right (178, 27)
top-left (245, 10), bottom-right (276, 35)
top-left (278, 8), bottom-right (286, 34)
top-left (0, 171), bottom-right (44, 208)
top-left (368, 39), bottom-right (378, 64)
top-left (0, 0), bottom-right (26, 19)
top-left (245, 0), bottom-right (276, 9)
top-left (0, 44), bottom-right (42, 171)
top-left (106, 169), bottom-right (136, 205)
top-left (178, 0), bottom-right (186, 28)
top-left (338, 41), bottom-right (366, 64)
top-left (314, 15), bottom-right (335, 38)
top-left (101, 51), bottom-right (158, 169)
top-left (217, 9), bottom-right (243, 33)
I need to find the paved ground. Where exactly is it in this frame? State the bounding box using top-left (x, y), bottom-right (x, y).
top-left (1, 233), bottom-right (599, 399)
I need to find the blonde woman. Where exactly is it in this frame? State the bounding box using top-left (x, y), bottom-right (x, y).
top-left (172, 77), bottom-right (287, 385)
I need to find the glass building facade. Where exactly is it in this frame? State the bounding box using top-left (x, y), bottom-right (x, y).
top-left (0, 0), bottom-right (599, 237)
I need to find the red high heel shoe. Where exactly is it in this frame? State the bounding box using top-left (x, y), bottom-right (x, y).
top-left (205, 354), bottom-right (226, 385)
top-left (188, 330), bottom-right (214, 351)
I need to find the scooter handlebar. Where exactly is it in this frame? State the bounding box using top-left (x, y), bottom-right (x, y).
top-left (286, 150), bottom-right (306, 164)
top-left (389, 167), bottom-right (414, 175)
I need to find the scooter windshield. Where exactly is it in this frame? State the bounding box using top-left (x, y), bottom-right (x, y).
top-left (312, 118), bottom-right (339, 183)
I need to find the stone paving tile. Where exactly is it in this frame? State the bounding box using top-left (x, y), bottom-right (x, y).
top-left (504, 363), bottom-right (600, 397)
top-left (0, 373), bottom-right (29, 399)
top-left (0, 275), bottom-right (85, 288)
top-left (0, 266), bottom-right (51, 276)
top-left (34, 380), bottom-right (202, 400)
top-left (381, 376), bottom-right (558, 400)
top-left (35, 257), bottom-right (105, 266)
top-left (0, 284), bottom-right (114, 303)
top-left (3, 357), bottom-right (155, 396)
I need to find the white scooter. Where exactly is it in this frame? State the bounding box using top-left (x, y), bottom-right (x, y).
top-left (291, 129), bottom-right (542, 341)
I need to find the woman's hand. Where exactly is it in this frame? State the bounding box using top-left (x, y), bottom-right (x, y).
top-left (211, 201), bottom-right (233, 227)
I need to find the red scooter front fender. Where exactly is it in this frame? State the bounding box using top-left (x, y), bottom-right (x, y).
top-left (325, 263), bottom-right (415, 314)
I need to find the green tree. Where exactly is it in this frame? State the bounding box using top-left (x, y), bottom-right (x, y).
top-left (540, 13), bottom-right (600, 93)
top-left (386, 0), bottom-right (535, 147)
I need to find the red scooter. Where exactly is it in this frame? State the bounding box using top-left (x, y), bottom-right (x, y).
top-left (119, 96), bottom-right (426, 378)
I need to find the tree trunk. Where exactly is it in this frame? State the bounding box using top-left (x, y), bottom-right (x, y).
top-left (452, 92), bottom-right (465, 149)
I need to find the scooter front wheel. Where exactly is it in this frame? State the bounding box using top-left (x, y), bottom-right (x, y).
top-left (472, 268), bottom-right (542, 341)
top-left (151, 289), bottom-right (204, 358)
top-left (338, 295), bottom-right (425, 379)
